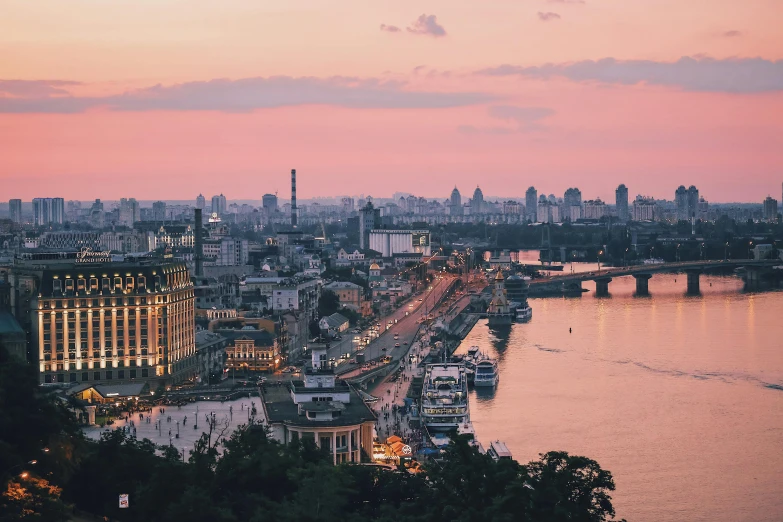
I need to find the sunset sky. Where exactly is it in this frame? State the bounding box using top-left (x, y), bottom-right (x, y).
top-left (1, 0), bottom-right (782, 202)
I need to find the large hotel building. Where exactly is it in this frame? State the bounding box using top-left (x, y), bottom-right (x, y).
top-left (8, 253), bottom-right (196, 386)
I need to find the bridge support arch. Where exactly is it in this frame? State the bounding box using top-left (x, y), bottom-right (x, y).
top-left (632, 273), bottom-right (652, 296)
top-left (594, 277), bottom-right (612, 297)
top-left (685, 268), bottom-right (702, 295)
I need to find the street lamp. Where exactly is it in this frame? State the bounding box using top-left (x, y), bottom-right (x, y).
top-left (724, 242), bottom-right (729, 261)
top-left (748, 241), bottom-right (753, 260)
top-left (676, 244), bottom-right (681, 262)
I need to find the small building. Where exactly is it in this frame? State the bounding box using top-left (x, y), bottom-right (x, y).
top-left (319, 313), bottom-right (350, 335)
top-left (222, 327), bottom-right (281, 373)
top-left (260, 344), bottom-right (376, 464)
top-left (69, 382), bottom-right (150, 405)
top-left (323, 281), bottom-right (363, 310)
top-left (194, 330), bottom-right (228, 384)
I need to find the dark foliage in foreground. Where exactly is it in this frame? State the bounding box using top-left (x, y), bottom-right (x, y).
top-left (0, 346), bottom-right (624, 521)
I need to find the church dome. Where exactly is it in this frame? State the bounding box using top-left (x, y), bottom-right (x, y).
top-left (369, 263), bottom-right (380, 270)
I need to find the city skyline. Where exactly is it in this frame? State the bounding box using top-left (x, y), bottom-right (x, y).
top-left (2, 1), bottom-right (782, 201)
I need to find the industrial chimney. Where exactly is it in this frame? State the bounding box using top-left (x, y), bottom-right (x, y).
top-left (194, 208), bottom-right (204, 277)
top-left (291, 168), bottom-right (297, 227)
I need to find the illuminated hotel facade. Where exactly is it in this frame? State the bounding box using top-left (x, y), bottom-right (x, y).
top-left (11, 254), bottom-right (196, 386)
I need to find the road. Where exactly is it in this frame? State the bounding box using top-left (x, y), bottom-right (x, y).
top-left (333, 275), bottom-right (458, 379)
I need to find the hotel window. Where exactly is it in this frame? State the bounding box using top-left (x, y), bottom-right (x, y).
top-left (77, 278), bottom-right (86, 293)
top-left (92, 351), bottom-right (100, 358)
top-left (82, 372), bottom-right (88, 382)
top-left (102, 278), bottom-right (111, 292)
top-left (137, 276), bottom-right (146, 292)
top-left (141, 369), bottom-right (149, 378)
top-left (130, 370), bottom-right (136, 379)
top-left (53, 280), bottom-right (62, 294)
top-left (114, 277), bottom-right (122, 292)
top-left (94, 372), bottom-right (101, 380)
top-left (126, 277), bottom-right (134, 291)
top-left (90, 278), bottom-right (98, 292)
top-left (105, 371), bottom-right (112, 380)
top-left (65, 279), bottom-right (74, 294)
top-left (118, 370), bottom-right (125, 379)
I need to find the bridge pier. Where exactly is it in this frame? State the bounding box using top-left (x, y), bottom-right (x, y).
top-left (685, 269), bottom-right (702, 295)
top-left (633, 273), bottom-right (652, 296)
top-left (594, 277), bottom-right (612, 297)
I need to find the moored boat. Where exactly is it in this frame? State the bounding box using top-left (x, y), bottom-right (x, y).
top-left (487, 440), bottom-right (513, 461)
top-left (473, 356), bottom-right (499, 387)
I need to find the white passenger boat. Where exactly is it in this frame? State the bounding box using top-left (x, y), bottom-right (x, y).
top-left (515, 305), bottom-right (533, 322)
top-left (420, 363), bottom-right (470, 431)
top-left (473, 356), bottom-right (499, 387)
top-left (487, 440), bottom-right (513, 461)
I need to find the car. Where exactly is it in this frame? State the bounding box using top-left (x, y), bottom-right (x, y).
top-left (334, 335), bottom-right (342, 341)
top-left (281, 367), bottom-right (292, 373)
top-left (395, 343), bottom-right (400, 347)
top-left (418, 298), bottom-right (423, 302)
top-left (403, 341), bottom-right (409, 345)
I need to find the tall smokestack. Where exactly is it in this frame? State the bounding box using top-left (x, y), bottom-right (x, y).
top-left (194, 208), bottom-right (204, 277)
top-left (291, 168), bottom-right (297, 227)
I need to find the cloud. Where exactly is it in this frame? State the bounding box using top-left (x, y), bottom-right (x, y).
top-left (0, 79), bottom-right (81, 97)
top-left (488, 105), bottom-right (555, 131)
top-left (459, 105), bottom-right (555, 134)
top-left (406, 14), bottom-right (447, 37)
top-left (537, 12), bottom-right (561, 21)
top-left (0, 76), bottom-right (494, 113)
top-left (477, 56), bottom-right (783, 93)
top-left (380, 24), bottom-right (401, 33)
top-left (547, 0), bottom-right (584, 3)
top-left (723, 30), bottom-right (742, 37)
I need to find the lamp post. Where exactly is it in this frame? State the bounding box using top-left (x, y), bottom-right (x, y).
top-left (676, 244), bottom-right (681, 263)
top-left (598, 250), bottom-right (603, 272)
top-left (724, 242), bottom-right (729, 261)
top-left (748, 241), bottom-right (753, 260)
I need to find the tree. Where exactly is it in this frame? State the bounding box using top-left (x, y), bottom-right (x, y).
top-left (318, 289), bottom-right (340, 318)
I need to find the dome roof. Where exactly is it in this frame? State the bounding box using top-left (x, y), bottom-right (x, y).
top-left (369, 263), bottom-right (380, 270)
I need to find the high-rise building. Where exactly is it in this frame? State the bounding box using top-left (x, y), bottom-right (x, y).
top-left (152, 201), bottom-right (166, 221)
top-left (450, 187), bottom-right (463, 216)
top-left (537, 196), bottom-right (559, 223)
top-left (8, 256), bottom-right (195, 385)
top-left (675, 185), bottom-right (688, 221)
top-left (211, 194), bottom-right (227, 216)
top-left (763, 196), bottom-right (778, 222)
top-left (262, 193), bottom-right (278, 213)
top-left (633, 196), bottom-right (657, 221)
top-left (8, 199), bottom-right (22, 224)
top-left (358, 202), bottom-right (380, 250)
top-left (686, 186), bottom-right (699, 220)
top-left (525, 187), bottom-right (537, 222)
top-left (196, 194), bottom-right (206, 210)
top-left (89, 199), bottom-right (104, 228)
top-left (563, 188), bottom-right (582, 221)
top-left (32, 197), bottom-right (64, 226)
top-left (471, 186), bottom-right (484, 215)
top-left (615, 184), bottom-right (629, 222)
top-left (583, 199), bottom-right (608, 220)
top-left (118, 198), bottom-right (140, 226)
top-left (341, 197), bottom-right (354, 214)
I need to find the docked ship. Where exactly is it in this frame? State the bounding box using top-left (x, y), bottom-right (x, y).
top-left (506, 274), bottom-right (533, 322)
top-left (487, 270), bottom-right (514, 326)
top-left (473, 356), bottom-right (499, 387)
top-left (486, 440), bottom-right (513, 461)
top-left (420, 363), bottom-right (470, 431)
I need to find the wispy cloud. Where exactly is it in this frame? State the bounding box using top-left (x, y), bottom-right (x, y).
top-left (0, 76), bottom-right (494, 113)
top-left (380, 24), bottom-right (401, 33)
top-left (477, 56), bottom-right (783, 93)
top-left (406, 14), bottom-right (447, 37)
top-left (537, 12), bottom-right (561, 21)
top-left (488, 105), bottom-right (555, 131)
top-left (459, 105), bottom-right (555, 135)
top-left (722, 30), bottom-right (743, 37)
top-left (0, 79), bottom-right (82, 97)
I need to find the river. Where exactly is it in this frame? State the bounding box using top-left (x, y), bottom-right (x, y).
top-left (457, 272), bottom-right (783, 522)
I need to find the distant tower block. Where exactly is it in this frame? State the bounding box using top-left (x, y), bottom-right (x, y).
top-left (291, 169), bottom-right (297, 227)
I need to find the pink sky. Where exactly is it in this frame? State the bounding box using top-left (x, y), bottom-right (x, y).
top-left (1, 0), bottom-right (782, 202)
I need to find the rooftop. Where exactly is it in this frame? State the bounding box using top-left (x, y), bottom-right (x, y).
top-left (262, 382), bottom-right (375, 428)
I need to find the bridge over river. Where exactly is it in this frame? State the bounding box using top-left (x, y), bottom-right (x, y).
top-left (529, 259), bottom-right (781, 296)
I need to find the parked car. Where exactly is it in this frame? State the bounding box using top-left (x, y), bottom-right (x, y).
top-left (395, 343), bottom-right (400, 347)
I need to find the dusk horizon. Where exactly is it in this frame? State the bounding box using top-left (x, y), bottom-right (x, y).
top-left (2, 0), bottom-right (782, 201)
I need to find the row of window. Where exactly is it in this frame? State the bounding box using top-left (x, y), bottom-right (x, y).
top-left (227, 352), bottom-right (276, 359)
top-left (43, 300), bottom-right (153, 310)
top-left (43, 368), bottom-right (151, 383)
top-left (52, 276), bottom-right (152, 296)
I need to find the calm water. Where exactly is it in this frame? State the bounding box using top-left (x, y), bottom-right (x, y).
top-left (458, 274), bottom-right (783, 522)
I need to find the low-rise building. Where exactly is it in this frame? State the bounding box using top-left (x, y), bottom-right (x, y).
top-left (194, 330), bottom-right (227, 384)
top-left (319, 313), bottom-right (350, 335)
top-left (222, 327), bottom-right (280, 373)
top-left (323, 281), bottom-right (363, 310)
top-left (260, 343), bottom-right (375, 464)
